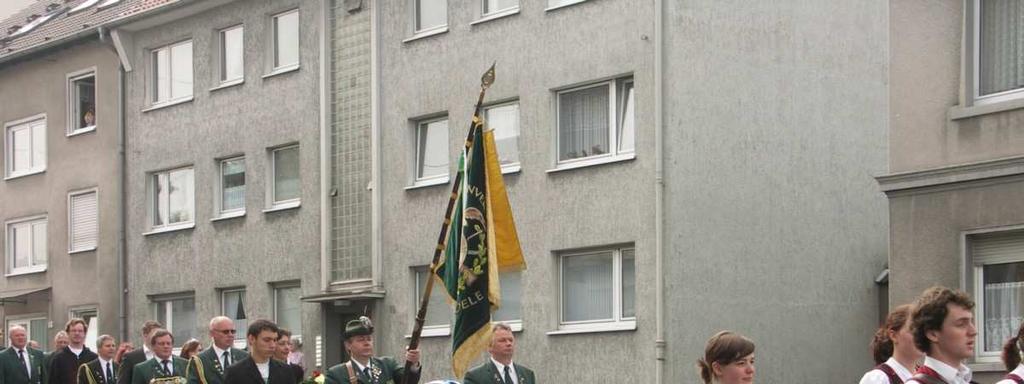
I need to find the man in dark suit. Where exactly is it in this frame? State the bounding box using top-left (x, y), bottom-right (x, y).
top-left (463, 323), bottom-right (535, 384)
top-left (324, 317), bottom-right (420, 384)
top-left (223, 319), bottom-right (296, 384)
top-left (117, 320), bottom-right (162, 384)
top-left (48, 318), bottom-right (99, 384)
top-left (131, 329), bottom-right (186, 384)
top-left (77, 334), bottom-right (119, 384)
top-left (0, 325), bottom-right (47, 383)
top-left (186, 316), bottom-right (248, 384)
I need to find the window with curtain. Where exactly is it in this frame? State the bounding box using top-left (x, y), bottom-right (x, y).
top-left (150, 167), bottom-right (194, 229)
top-left (979, 0), bottom-right (1024, 98)
top-left (971, 229), bottom-right (1024, 361)
top-left (275, 285), bottom-right (302, 338)
top-left (414, 117), bottom-right (449, 183)
top-left (222, 290), bottom-right (247, 348)
top-left (272, 10), bottom-right (299, 70)
top-left (154, 296), bottom-right (195, 344)
top-left (272, 145), bottom-right (300, 206)
top-left (484, 102), bottom-right (520, 171)
top-left (220, 157), bottom-right (245, 214)
top-left (559, 246), bottom-right (636, 330)
top-left (6, 216), bottom-right (47, 275)
top-left (556, 77), bottom-right (635, 165)
top-left (220, 25), bottom-right (244, 83)
top-left (5, 116), bottom-right (46, 178)
top-left (151, 40), bottom-right (193, 104)
top-left (69, 72), bottom-right (96, 133)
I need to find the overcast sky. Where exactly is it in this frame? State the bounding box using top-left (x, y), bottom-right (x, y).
top-left (0, 0), bottom-right (37, 23)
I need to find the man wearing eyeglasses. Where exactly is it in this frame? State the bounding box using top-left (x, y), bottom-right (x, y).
top-left (186, 316), bottom-right (249, 384)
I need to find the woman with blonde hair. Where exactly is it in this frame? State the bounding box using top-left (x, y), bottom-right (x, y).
top-left (858, 304), bottom-right (921, 384)
top-left (696, 331), bottom-right (755, 384)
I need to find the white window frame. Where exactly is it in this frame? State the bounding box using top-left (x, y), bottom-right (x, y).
top-left (215, 156), bottom-right (246, 219)
top-left (546, 0), bottom-right (588, 12)
top-left (221, 288), bottom-right (248, 349)
top-left (410, 116), bottom-right (450, 188)
top-left (411, 0), bottom-right (448, 37)
top-left (965, 225), bottom-right (1024, 364)
top-left (6, 315), bottom-right (48, 349)
top-left (4, 114), bottom-right (47, 179)
top-left (479, 0), bottom-right (519, 20)
top-left (66, 68), bottom-right (97, 136)
top-left (968, 0), bottom-right (1024, 106)
top-left (68, 306), bottom-right (99, 350)
top-left (412, 266), bottom-right (451, 337)
top-left (217, 25), bottom-right (245, 86)
top-left (149, 40), bottom-right (194, 106)
top-left (267, 144), bottom-right (301, 211)
top-left (152, 294), bottom-right (195, 354)
top-left (269, 9), bottom-right (300, 74)
top-left (552, 76), bottom-right (635, 171)
top-left (552, 246), bottom-right (636, 334)
top-left (146, 166), bottom-right (195, 233)
top-left (67, 188), bottom-right (99, 254)
top-left (5, 215), bottom-right (48, 276)
top-left (273, 283), bottom-right (302, 341)
top-left (483, 101), bottom-right (521, 174)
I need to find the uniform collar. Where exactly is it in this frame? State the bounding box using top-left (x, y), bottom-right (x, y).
top-left (924, 356), bottom-right (972, 383)
top-left (490, 358), bottom-right (516, 376)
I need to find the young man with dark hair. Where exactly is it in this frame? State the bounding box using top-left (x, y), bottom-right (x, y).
top-left (117, 320), bottom-right (163, 384)
top-left (223, 319), bottom-right (295, 384)
top-left (131, 329), bottom-right (187, 384)
top-left (187, 316), bottom-right (249, 384)
top-left (324, 316), bottom-right (421, 384)
top-left (48, 318), bottom-right (98, 384)
top-left (908, 286), bottom-right (979, 384)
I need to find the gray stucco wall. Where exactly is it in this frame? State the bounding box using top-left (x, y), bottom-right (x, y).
top-left (0, 40), bottom-right (122, 347)
top-left (121, 0), bottom-right (320, 360)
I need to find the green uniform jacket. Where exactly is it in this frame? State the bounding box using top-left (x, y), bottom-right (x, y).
top-left (186, 347), bottom-right (248, 384)
top-left (131, 356), bottom-right (188, 384)
top-left (462, 361), bottom-right (535, 384)
top-left (323, 357), bottom-right (420, 384)
top-left (0, 347), bottom-right (47, 384)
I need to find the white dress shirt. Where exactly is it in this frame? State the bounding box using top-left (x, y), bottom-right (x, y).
top-left (143, 345), bottom-right (154, 361)
top-left (490, 358), bottom-right (518, 384)
top-left (256, 361), bottom-right (270, 381)
top-left (995, 364), bottom-right (1024, 384)
top-left (97, 357), bottom-right (114, 382)
top-left (213, 345), bottom-right (232, 367)
top-left (858, 357), bottom-right (915, 384)
top-left (922, 356), bottom-right (972, 384)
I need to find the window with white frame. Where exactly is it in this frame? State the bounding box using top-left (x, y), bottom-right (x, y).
top-left (6, 317), bottom-right (48, 350)
top-left (5, 216), bottom-right (47, 275)
top-left (154, 295), bottom-right (195, 344)
top-left (151, 40), bottom-right (193, 105)
top-left (69, 307), bottom-right (99, 349)
top-left (68, 71), bottom-right (96, 134)
top-left (414, 0), bottom-right (447, 34)
top-left (484, 102), bottom-right (520, 171)
top-left (493, 270), bottom-right (522, 325)
top-left (548, 0), bottom-right (586, 9)
top-left (68, 189), bottom-right (98, 253)
top-left (270, 145), bottom-right (300, 207)
top-left (413, 117), bottom-right (449, 184)
top-left (556, 77), bottom-right (635, 165)
top-left (413, 267), bottom-right (451, 336)
top-left (272, 10), bottom-right (299, 70)
top-left (222, 289), bottom-right (247, 348)
top-left (5, 116), bottom-right (46, 178)
top-left (150, 167), bottom-right (194, 230)
top-left (218, 157), bottom-right (245, 215)
top-left (974, 0), bottom-right (1024, 103)
top-left (482, 0), bottom-right (518, 17)
top-left (219, 25), bottom-right (244, 83)
top-left (274, 284), bottom-right (302, 339)
top-left (558, 246), bottom-right (635, 330)
top-left (969, 229), bottom-right (1024, 362)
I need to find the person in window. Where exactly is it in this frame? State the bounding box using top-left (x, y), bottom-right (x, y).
top-left (695, 330), bottom-right (755, 384)
top-left (130, 329), bottom-right (186, 384)
top-left (82, 106), bottom-right (95, 127)
top-left (324, 316), bottom-right (421, 384)
top-left (117, 321), bottom-right (161, 384)
top-left (273, 329), bottom-right (303, 383)
top-left (906, 286), bottom-right (978, 384)
top-left (996, 321), bottom-right (1024, 384)
top-left (463, 322), bottom-right (535, 384)
top-left (179, 339), bottom-right (201, 361)
top-left (186, 316), bottom-right (248, 384)
top-left (0, 325), bottom-right (47, 384)
top-left (48, 318), bottom-right (98, 384)
top-left (77, 335), bottom-right (118, 384)
top-left (223, 320), bottom-right (295, 384)
top-left (860, 304), bottom-right (922, 384)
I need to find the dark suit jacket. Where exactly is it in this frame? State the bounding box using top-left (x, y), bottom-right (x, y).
top-left (223, 357), bottom-right (296, 384)
top-left (48, 346), bottom-right (98, 384)
top-left (186, 347), bottom-right (248, 384)
top-left (463, 361), bottom-right (535, 384)
top-left (116, 349), bottom-right (147, 384)
top-left (324, 357), bottom-right (420, 384)
top-left (77, 358), bottom-right (119, 384)
top-left (287, 362), bottom-right (304, 383)
top-left (0, 346), bottom-right (47, 384)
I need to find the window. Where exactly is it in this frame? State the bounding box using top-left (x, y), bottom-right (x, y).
top-left (222, 289), bottom-right (247, 349)
top-left (482, 0), bottom-right (518, 17)
top-left (272, 10), bottom-right (299, 71)
top-left (68, 71), bottom-right (96, 134)
top-left (413, 267), bottom-right (451, 336)
top-left (493, 270), bottom-right (522, 326)
top-left (558, 246), bottom-right (635, 331)
top-left (6, 317), bottom-right (48, 350)
top-left (68, 189), bottom-right (98, 253)
top-left (4, 116), bottom-right (46, 178)
top-left (219, 25), bottom-right (244, 84)
top-left (547, 0), bottom-right (587, 9)
top-left (151, 40), bottom-right (193, 105)
top-left (969, 229), bottom-right (1024, 362)
top-left (556, 77), bottom-right (635, 166)
top-left (154, 295), bottom-right (196, 344)
top-left (413, 117), bottom-right (449, 185)
top-left (484, 102), bottom-right (520, 171)
top-left (149, 167), bottom-right (194, 231)
top-left (218, 157), bottom-right (245, 216)
top-left (973, 0), bottom-right (1024, 104)
top-left (274, 285), bottom-right (302, 339)
top-left (414, 0), bottom-right (447, 34)
top-left (69, 308), bottom-right (99, 350)
top-left (5, 216), bottom-right (47, 275)
top-left (270, 145), bottom-right (300, 208)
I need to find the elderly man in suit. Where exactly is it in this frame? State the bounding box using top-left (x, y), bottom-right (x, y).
top-left (0, 325), bottom-right (47, 383)
top-left (117, 321), bottom-right (162, 384)
top-left (187, 316), bottom-right (248, 384)
top-left (324, 317), bottom-right (420, 384)
top-left (463, 323), bottom-right (535, 384)
top-left (131, 329), bottom-right (186, 384)
top-left (77, 334), bottom-right (119, 384)
top-left (223, 320), bottom-right (295, 384)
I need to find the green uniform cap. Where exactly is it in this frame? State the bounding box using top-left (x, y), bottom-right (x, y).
top-left (344, 316), bottom-right (374, 339)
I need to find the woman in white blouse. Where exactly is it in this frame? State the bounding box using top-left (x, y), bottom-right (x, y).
top-left (858, 304), bottom-right (922, 384)
top-left (996, 322), bottom-right (1024, 384)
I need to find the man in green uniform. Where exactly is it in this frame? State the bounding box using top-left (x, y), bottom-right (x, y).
top-left (463, 323), bottom-right (535, 384)
top-left (324, 317), bottom-right (421, 384)
top-left (186, 316), bottom-right (248, 384)
top-left (0, 325), bottom-right (47, 384)
top-left (131, 329), bottom-right (187, 384)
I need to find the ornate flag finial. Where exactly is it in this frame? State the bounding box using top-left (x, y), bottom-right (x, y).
top-left (481, 62), bottom-right (496, 90)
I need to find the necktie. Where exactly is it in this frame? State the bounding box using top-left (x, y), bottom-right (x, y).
top-left (222, 351), bottom-right (230, 369)
top-left (503, 365), bottom-right (513, 384)
top-left (162, 360), bottom-right (171, 376)
top-left (18, 349), bottom-right (29, 377)
top-left (106, 362), bottom-right (114, 383)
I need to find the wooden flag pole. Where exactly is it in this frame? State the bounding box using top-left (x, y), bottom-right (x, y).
top-left (402, 64), bottom-right (495, 384)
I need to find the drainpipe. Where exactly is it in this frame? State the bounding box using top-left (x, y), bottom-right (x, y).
top-left (653, 0), bottom-right (666, 383)
top-left (318, 0), bottom-right (331, 293)
top-left (370, 0), bottom-right (383, 291)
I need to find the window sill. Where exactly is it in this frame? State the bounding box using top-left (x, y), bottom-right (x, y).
top-left (209, 79), bottom-right (244, 92)
top-left (405, 327), bottom-right (451, 338)
top-left (405, 176), bottom-right (450, 190)
top-left (471, 8), bottom-right (520, 26)
top-left (68, 247), bottom-right (97, 255)
top-left (4, 169), bottom-right (46, 181)
top-left (949, 97), bottom-right (1024, 120)
top-left (403, 26), bottom-right (448, 43)
top-left (545, 0), bottom-right (589, 12)
top-left (143, 96), bottom-right (194, 113)
top-left (143, 223), bottom-right (196, 236)
top-left (262, 65), bottom-right (300, 80)
top-left (67, 126), bottom-right (96, 137)
top-left (546, 153), bottom-right (635, 174)
top-left (546, 320), bottom-right (636, 336)
top-left (263, 201), bottom-right (301, 213)
top-left (967, 361), bottom-right (1003, 373)
top-left (211, 211), bottom-right (246, 222)
top-left (6, 266), bottom-right (47, 277)
top-left (501, 164), bottom-right (521, 175)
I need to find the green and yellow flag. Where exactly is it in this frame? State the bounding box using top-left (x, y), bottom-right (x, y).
top-left (434, 102), bottom-right (525, 378)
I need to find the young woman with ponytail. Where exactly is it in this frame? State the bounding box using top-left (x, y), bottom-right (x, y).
top-left (696, 331), bottom-right (755, 384)
top-left (997, 322), bottom-right (1024, 384)
top-left (858, 304), bottom-right (922, 384)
